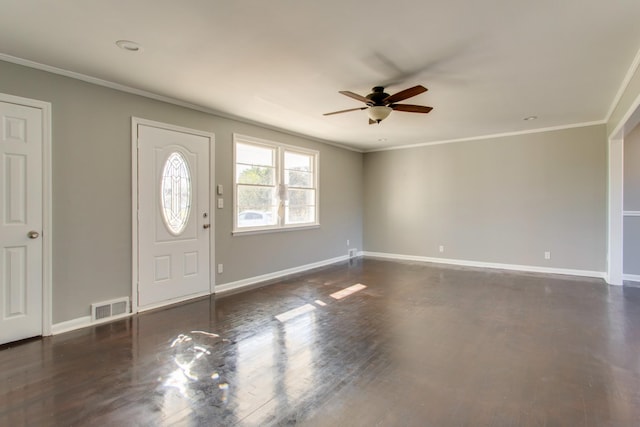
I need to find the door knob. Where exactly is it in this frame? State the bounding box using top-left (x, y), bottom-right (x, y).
top-left (28, 231), bottom-right (40, 239)
top-left (203, 224), bottom-right (210, 229)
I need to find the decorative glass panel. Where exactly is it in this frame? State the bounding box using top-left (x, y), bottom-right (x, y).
top-left (161, 152), bottom-right (191, 235)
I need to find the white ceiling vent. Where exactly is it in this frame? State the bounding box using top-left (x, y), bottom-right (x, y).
top-left (91, 297), bottom-right (130, 322)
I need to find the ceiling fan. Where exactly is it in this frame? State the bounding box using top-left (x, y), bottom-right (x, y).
top-left (324, 85), bottom-right (433, 124)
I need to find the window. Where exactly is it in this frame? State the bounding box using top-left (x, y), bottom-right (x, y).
top-left (234, 134), bottom-right (318, 232)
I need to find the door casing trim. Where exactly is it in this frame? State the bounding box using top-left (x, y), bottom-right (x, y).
top-left (0, 93), bottom-right (52, 336)
top-left (131, 117), bottom-right (215, 313)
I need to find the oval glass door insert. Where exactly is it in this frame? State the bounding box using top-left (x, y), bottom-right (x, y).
top-left (161, 152), bottom-right (192, 235)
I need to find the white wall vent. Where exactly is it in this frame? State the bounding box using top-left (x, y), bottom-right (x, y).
top-left (91, 297), bottom-right (130, 322)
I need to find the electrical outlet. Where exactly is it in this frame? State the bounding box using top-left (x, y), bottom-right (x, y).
top-left (347, 239), bottom-right (350, 246)
top-left (217, 264), bottom-right (223, 274)
top-left (439, 245), bottom-right (445, 253)
top-left (544, 251), bottom-right (551, 260)
top-left (217, 198), bottom-right (223, 209)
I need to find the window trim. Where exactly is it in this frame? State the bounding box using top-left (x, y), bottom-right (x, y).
top-left (232, 133), bottom-right (319, 234)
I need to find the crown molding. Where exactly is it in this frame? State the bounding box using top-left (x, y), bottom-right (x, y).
top-left (605, 46), bottom-right (640, 123)
top-left (0, 53), bottom-right (363, 153)
top-left (364, 120), bottom-right (606, 153)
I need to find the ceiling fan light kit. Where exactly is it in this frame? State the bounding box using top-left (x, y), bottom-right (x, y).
top-left (324, 85), bottom-right (432, 124)
top-left (368, 106), bottom-right (392, 123)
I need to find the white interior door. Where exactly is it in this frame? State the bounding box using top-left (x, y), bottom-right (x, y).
top-left (137, 124), bottom-right (210, 309)
top-left (0, 101), bottom-right (43, 344)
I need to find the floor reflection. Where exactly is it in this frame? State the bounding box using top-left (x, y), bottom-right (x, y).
top-left (234, 326), bottom-right (275, 421)
top-left (134, 297), bottom-right (240, 425)
top-left (330, 283), bottom-right (367, 300)
top-left (275, 303), bottom-right (316, 322)
top-left (234, 302), bottom-right (321, 424)
top-left (229, 283), bottom-right (366, 424)
top-left (165, 331), bottom-right (229, 392)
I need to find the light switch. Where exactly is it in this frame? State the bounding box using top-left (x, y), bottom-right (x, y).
top-left (217, 198), bottom-right (224, 209)
top-left (217, 184), bottom-right (223, 195)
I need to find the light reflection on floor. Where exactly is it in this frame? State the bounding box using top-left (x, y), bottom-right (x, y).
top-left (234, 327), bottom-right (275, 421)
top-left (160, 330), bottom-right (231, 421)
top-left (158, 283), bottom-right (367, 424)
top-left (275, 303), bottom-right (316, 322)
top-left (330, 283), bottom-right (367, 300)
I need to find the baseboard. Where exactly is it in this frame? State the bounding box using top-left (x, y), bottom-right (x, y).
top-left (362, 251), bottom-right (606, 280)
top-left (137, 290), bottom-right (211, 313)
top-left (215, 254), bottom-right (351, 295)
top-left (51, 312), bottom-right (132, 335)
top-left (623, 274), bottom-right (640, 282)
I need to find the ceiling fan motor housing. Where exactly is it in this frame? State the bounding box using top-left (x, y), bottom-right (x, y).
top-left (366, 87), bottom-right (390, 105)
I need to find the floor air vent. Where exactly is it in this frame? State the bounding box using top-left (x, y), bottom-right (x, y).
top-left (91, 297), bottom-right (130, 322)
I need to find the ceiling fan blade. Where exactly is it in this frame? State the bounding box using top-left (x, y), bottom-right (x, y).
top-left (383, 85), bottom-right (428, 104)
top-left (323, 107), bottom-right (368, 116)
top-left (339, 91), bottom-right (371, 104)
top-left (391, 104), bottom-right (433, 113)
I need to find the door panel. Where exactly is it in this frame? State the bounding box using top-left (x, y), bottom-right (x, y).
top-left (0, 101), bottom-right (43, 345)
top-left (138, 125), bottom-right (210, 309)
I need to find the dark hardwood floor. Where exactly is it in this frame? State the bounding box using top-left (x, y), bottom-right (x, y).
top-left (2, 258), bottom-right (640, 426)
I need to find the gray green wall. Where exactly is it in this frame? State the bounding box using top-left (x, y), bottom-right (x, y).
top-left (624, 124), bottom-right (640, 275)
top-left (363, 125), bottom-right (608, 272)
top-left (0, 60), bottom-right (363, 324)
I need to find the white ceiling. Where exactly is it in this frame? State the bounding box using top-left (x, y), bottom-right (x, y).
top-left (1, 0), bottom-right (640, 151)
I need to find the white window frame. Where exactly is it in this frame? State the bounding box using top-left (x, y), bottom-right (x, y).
top-left (233, 133), bottom-right (319, 234)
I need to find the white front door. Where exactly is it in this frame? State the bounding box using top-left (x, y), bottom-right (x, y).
top-left (137, 124), bottom-right (211, 309)
top-left (0, 101), bottom-right (43, 344)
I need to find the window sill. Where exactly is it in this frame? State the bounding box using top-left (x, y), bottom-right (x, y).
top-left (232, 223), bottom-right (320, 236)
